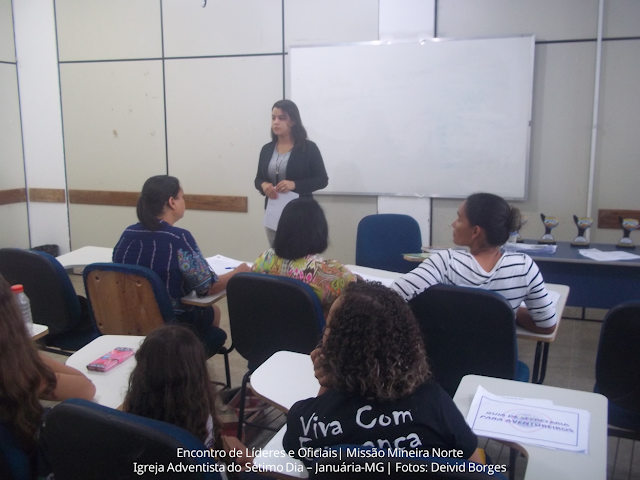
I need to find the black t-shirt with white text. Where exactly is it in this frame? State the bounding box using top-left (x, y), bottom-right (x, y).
top-left (283, 381), bottom-right (477, 462)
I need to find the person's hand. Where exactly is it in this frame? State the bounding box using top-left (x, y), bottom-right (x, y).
top-left (311, 347), bottom-right (332, 389)
top-left (275, 180), bottom-right (296, 194)
top-left (261, 182), bottom-right (278, 199)
top-left (232, 263), bottom-right (252, 274)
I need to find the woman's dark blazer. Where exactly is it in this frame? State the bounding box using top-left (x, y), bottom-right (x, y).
top-left (254, 140), bottom-right (328, 207)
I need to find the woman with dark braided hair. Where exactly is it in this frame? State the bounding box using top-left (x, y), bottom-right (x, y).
top-left (392, 192), bottom-right (556, 334)
top-left (283, 282), bottom-right (481, 464)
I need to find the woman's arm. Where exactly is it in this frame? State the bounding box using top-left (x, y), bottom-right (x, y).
top-left (208, 263), bottom-right (252, 295)
top-left (289, 141), bottom-right (328, 194)
top-left (255, 142), bottom-right (275, 194)
top-left (516, 306), bottom-right (556, 334)
top-left (521, 256), bottom-right (557, 333)
top-left (39, 353), bottom-right (96, 401)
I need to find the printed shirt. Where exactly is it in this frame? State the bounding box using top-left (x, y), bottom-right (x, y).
top-left (391, 249), bottom-right (556, 329)
top-left (283, 381), bottom-right (478, 464)
top-left (113, 221), bottom-right (218, 314)
top-left (252, 249), bottom-right (357, 315)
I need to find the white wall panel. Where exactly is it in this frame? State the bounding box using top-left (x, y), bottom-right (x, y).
top-left (603, 0), bottom-right (640, 38)
top-left (379, 0), bottom-right (435, 41)
top-left (60, 61), bottom-right (166, 191)
top-left (438, 0), bottom-right (599, 41)
top-left (162, 0), bottom-right (282, 57)
top-left (0, 204), bottom-right (30, 248)
top-left (284, 0), bottom-right (378, 51)
top-left (69, 204), bottom-right (136, 250)
top-left (593, 40), bottom-right (640, 244)
top-left (0, 0), bottom-right (15, 62)
top-left (56, 0), bottom-right (161, 61)
top-left (431, 43), bottom-right (596, 246)
top-left (164, 56), bottom-right (281, 195)
top-left (0, 63), bottom-right (25, 189)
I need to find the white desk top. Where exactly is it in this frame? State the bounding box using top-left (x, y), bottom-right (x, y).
top-left (31, 323), bottom-right (49, 340)
top-left (66, 335), bottom-right (143, 409)
top-left (454, 375), bottom-right (607, 480)
top-left (56, 246), bottom-right (114, 269)
top-left (251, 351), bottom-right (319, 412)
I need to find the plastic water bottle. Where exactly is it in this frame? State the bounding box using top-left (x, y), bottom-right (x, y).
top-left (11, 284), bottom-right (33, 335)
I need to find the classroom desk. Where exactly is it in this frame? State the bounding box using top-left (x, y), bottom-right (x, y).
top-left (56, 246), bottom-right (114, 269)
top-left (346, 264), bottom-right (569, 385)
top-left (66, 335), bottom-right (143, 409)
top-left (31, 323), bottom-right (49, 341)
top-left (523, 240), bottom-right (640, 309)
top-left (454, 375), bottom-right (607, 480)
top-left (251, 354), bottom-right (607, 480)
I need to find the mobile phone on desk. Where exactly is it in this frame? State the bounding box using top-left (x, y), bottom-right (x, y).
top-left (86, 347), bottom-right (135, 372)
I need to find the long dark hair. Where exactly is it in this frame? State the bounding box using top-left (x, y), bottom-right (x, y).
top-left (465, 193), bottom-right (522, 246)
top-left (123, 325), bottom-right (223, 450)
top-left (136, 175), bottom-right (181, 230)
top-left (0, 275), bottom-right (56, 449)
top-left (320, 282), bottom-right (430, 401)
top-left (271, 99), bottom-right (308, 147)
top-left (273, 198), bottom-right (328, 259)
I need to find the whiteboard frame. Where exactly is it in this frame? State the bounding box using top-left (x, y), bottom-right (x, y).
top-left (290, 35), bottom-right (535, 201)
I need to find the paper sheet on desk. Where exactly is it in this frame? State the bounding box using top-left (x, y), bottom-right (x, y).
top-left (503, 243), bottom-right (557, 254)
top-left (263, 191), bottom-right (299, 230)
top-left (206, 255), bottom-right (250, 273)
top-left (466, 386), bottom-right (590, 453)
top-left (578, 249), bottom-right (640, 262)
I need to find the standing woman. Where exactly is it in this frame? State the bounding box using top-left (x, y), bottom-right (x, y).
top-left (255, 100), bottom-right (328, 246)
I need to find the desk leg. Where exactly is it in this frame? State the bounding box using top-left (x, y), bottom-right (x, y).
top-left (531, 341), bottom-right (550, 384)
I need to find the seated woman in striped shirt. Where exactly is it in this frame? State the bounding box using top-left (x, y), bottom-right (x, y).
top-left (391, 193), bottom-right (556, 334)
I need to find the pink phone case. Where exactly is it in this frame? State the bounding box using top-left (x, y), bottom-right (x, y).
top-left (86, 347), bottom-right (135, 372)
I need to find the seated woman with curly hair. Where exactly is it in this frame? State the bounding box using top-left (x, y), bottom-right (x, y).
top-left (283, 282), bottom-right (482, 463)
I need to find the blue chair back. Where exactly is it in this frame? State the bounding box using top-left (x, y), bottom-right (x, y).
top-left (43, 398), bottom-right (222, 480)
top-left (83, 263), bottom-right (176, 336)
top-left (595, 300), bottom-right (640, 433)
top-left (356, 214), bottom-right (422, 273)
top-left (0, 422), bottom-right (31, 480)
top-left (0, 248), bottom-right (98, 351)
top-left (410, 284), bottom-right (528, 397)
top-left (312, 445), bottom-right (507, 479)
top-left (228, 272), bottom-right (324, 370)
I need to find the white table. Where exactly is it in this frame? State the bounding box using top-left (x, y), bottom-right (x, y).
top-left (56, 246), bottom-right (114, 269)
top-left (454, 375), bottom-right (607, 480)
top-left (31, 322), bottom-right (49, 340)
top-left (66, 335), bottom-right (144, 409)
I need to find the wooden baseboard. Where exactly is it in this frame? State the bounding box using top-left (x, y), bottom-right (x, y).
top-left (0, 188), bottom-right (27, 205)
top-left (598, 209), bottom-right (640, 229)
top-left (68, 189), bottom-right (247, 212)
top-left (29, 188), bottom-right (66, 203)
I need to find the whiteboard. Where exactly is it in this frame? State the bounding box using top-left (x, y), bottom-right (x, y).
top-left (290, 36), bottom-right (534, 199)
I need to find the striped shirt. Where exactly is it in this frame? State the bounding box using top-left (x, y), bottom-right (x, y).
top-left (113, 221), bottom-right (218, 314)
top-left (391, 249), bottom-right (557, 328)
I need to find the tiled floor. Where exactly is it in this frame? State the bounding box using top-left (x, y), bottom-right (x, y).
top-left (49, 274), bottom-right (638, 479)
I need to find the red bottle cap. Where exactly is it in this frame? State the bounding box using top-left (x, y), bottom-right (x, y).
top-left (10, 284), bottom-right (24, 293)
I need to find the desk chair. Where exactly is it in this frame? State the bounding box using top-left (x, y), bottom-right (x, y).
top-left (312, 445), bottom-right (507, 479)
top-left (43, 398), bottom-right (223, 480)
top-left (409, 284), bottom-right (529, 398)
top-left (227, 272), bottom-right (324, 439)
top-left (0, 423), bottom-right (31, 480)
top-left (0, 248), bottom-right (98, 354)
top-left (595, 300), bottom-right (640, 440)
top-left (83, 263), bottom-right (227, 361)
top-left (356, 214), bottom-right (422, 273)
